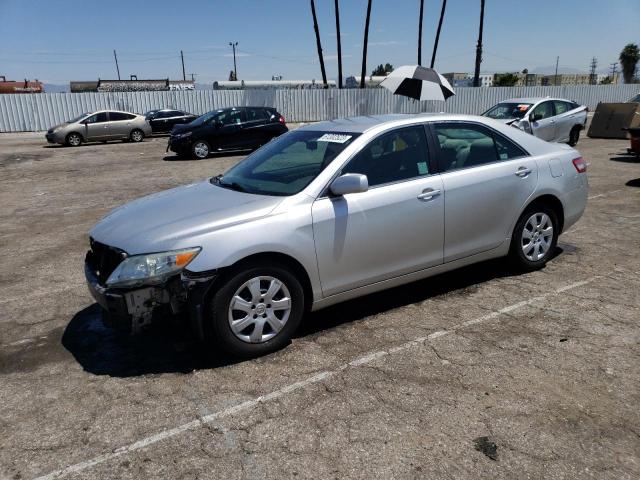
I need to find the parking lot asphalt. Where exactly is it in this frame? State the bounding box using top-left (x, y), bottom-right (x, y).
top-left (0, 130), bottom-right (639, 480)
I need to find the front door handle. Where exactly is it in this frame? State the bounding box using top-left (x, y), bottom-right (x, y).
top-left (515, 166), bottom-right (532, 177)
top-left (417, 188), bottom-right (441, 201)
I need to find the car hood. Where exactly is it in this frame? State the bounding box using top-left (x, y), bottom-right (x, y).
top-left (49, 122), bottom-right (70, 131)
top-left (90, 180), bottom-right (283, 254)
top-left (171, 123), bottom-right (194, 134)
top-left (494, 118), bottom-right (519, 125)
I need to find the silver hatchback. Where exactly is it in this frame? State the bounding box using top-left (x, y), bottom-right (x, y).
top-left (85, 114), bottom-right (588, 358)
top-left (46, 110), bottom-right (152, 146)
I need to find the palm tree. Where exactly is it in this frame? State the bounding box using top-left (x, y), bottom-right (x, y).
top-left (619, 43), bottom-right (640, 84)
top-left (418, 0), bottom-right (424, 65)
top-left (431, 0), bottom-right (447, 68)
top-left (335, 0), bottom-right (343, 88)
top-left (472, 0), bottom-right (485, 87)
top-left (310, 0), bottom-right (328, 87)
top-left (360, 0), bottom-right (373, 88)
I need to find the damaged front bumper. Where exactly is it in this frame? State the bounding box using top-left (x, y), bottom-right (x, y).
top-left (84, 262), bottom-right (216, 336)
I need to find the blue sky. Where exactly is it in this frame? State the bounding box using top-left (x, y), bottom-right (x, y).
top-left (0, 0), bottom-right (638, 84)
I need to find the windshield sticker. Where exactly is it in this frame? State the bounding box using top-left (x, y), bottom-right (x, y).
top-left (317, 133), bottom-right (353, 143)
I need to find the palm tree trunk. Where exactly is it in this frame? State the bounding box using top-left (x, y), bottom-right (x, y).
top-left (418, 0), bottom-right (424, 65)
top-left (360, 0), bottom-right (373, 89)
top-left (310, 0), bottom-right (328, 87)
top-left (335, 0), bottom-right (343, 88)
top-left (473, 0), bottom-right (485, 87)
top-left (430, 0), bottom-right (447, 68)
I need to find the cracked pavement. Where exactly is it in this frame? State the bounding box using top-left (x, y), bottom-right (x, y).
top-left (0, 130), bottom-right (639, 479)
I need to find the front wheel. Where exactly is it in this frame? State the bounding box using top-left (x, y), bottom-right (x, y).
top-left (191, 140), bottom-right (210, 159)
top-left (66, 132), bottom-right (82, 147)
top-left (130, 129), bottom-right (144, 143)
top-left (206, 262), bottom-right (304, 358)
top-left (509, 205), bottom-right (559, 271)
top-left (568, 126), bottom-right (581, 146)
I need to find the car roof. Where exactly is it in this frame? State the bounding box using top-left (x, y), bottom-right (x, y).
top-left (299, 113), bottom-right (497, 133)
top-left (91, 109), bottom-right (138, 115)
top-left (499, 97), bottom-right (577, 104)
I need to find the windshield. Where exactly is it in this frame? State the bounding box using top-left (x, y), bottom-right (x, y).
top-left (144, 110), bottom-right (159, 118)
top-left (483, 102), bottom-right (533, 120)
top-left (213, 130), bottom-right (360, 196)
top-left (191, 110), bottom-right (223, 126)
top-left (69, 113), bottom-right (90, 123)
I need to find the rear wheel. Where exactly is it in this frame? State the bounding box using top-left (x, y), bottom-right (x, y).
top-left (192, 140), bottom-right (210, 159)
top-left (568, 126), bottom-right (581, 146)
top-left (65, 132), bottom-right (82, 147)
top-left (509, 205), bottom-right (559, 271)
top-left (206, 261), bottom-right (304, 358)
top-left (130, 129), bottom-right (144, 143)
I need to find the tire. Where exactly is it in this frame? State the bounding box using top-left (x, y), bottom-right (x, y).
top-left (568, 126), bottom-right (580, 146)
top-left (130, 129), bottom-right (144, 143)
top-left (509, 204), bottom-right (559, 271)
top-left (191, 140), bottom-right (210, 159)
top-left (206, 261), bottom-right (305, 358)
top-left (65, 132), bottom-right (82, 147)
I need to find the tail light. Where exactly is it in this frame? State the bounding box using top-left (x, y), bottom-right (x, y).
top-left (572, 157), bottom-right (587, 173)
top-left (278, 115), bottom-right (286, 124)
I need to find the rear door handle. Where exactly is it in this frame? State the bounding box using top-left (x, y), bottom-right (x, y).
top-left (515, 166), bottom-right (532, 177)
top-left (417, 188), bottom-right (441, 201)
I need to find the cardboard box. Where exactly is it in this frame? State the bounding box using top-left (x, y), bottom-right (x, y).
top-left (587, 102), bottom-right (640, 139)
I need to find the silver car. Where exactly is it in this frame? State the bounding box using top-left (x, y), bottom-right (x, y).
top-left (482, 97), bottom-right (588, 145)
top-left (85, 114), bottom-right (588, 357)
top-left (46, 110), bottom-right (152, 146)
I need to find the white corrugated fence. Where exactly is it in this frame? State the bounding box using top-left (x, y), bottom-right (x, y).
top-left (0, 84), bottom-right (638, 132)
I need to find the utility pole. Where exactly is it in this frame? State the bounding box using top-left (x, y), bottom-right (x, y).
top-left (554, 56), bottom-right (559, 85)
top-left (113, 49), bottom-right (121, 80)
top-left (589, 57), bottom-right (598, 85)
top-left (609, 62), bottom-right (618, 83)
top-left (189, 73), bottom-right (196, 82)
top-left (229, 42), bottom-right (238, 81)
top-left (180, 50), bottom-right (186, 81)
top-left (472, 0), bottom-right (485, 87)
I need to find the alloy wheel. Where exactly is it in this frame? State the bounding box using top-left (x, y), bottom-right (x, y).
top-left (228, 276), bottom-right (292, 343)
top-left (521, 212), bottom-right (553, 261)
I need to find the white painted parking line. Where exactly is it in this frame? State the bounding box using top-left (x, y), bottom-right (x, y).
top-left (588, 189), bottom-right (622, 200)
top-left (33, 275), bottom-right (600, 480)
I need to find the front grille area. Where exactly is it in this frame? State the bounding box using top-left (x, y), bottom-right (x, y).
top-left (85, 238), bottom-right (127, 285)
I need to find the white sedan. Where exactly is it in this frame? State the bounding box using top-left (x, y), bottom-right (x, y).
top-left (482, 97), bottom-right (588, 146)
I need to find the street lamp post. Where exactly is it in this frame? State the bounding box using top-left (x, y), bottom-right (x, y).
top-left (229, 42), bottom-right (238, 80)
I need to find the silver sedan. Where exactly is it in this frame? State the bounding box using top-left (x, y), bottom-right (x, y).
top-left (86, 113), bottom-right (588, 357)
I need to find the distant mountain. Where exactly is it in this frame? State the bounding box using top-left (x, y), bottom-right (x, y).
top-left (43, 84), bottom-right (69, 93)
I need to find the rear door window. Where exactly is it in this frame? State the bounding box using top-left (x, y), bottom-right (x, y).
top-left (553, 101), bottom-right (571, 115)
top-left (246, 108), bottom-right (268, 122)
top-left (433, 122), bottom-right (526, 172)
top-left (109, 112), bottom-right (131, 121)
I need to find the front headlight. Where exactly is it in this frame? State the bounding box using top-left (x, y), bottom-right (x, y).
top-left (106, 247), bottom-right (201, 288)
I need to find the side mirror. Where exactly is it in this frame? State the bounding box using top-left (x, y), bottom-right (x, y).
top-left (215, 121), bottom-right (224, 129)
top-left (329, 173), bottom-right (369, 196)
top-left (530, 113), bottom-right (541, 122)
